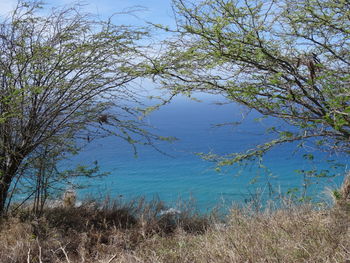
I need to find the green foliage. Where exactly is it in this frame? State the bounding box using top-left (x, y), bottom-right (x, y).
top-left (0, 1), bottom-right (160, 214)
top-left (332, 190), bottom-right (342, 200)
top-left (148, 0), bottom-right (350, 167)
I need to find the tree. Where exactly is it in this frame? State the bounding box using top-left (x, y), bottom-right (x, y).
top-left (148, 0), bottom-right (350, 166)
top-left (0, 1), bottom-right (161, 215)
top-left (6, 138), bottom-right (106, 216)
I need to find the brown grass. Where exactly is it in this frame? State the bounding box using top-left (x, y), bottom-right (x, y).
top-left (0, 198), bottom-right (348, 263)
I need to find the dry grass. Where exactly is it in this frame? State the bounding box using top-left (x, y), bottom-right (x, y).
top-left (133, 206), bottom-right (349, 263)
top-left (0, 198), bottom-right (348, 263)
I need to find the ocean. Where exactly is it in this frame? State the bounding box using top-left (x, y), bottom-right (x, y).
top-left (67, 94), bottom-right (347, 211)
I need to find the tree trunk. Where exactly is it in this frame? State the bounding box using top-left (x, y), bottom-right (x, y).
top-left (0, 156), bottom-right (23, 216)
top-left (0, 175), bottom-right (12, 216)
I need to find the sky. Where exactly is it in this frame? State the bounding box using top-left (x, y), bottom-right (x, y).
top-left (0, 0), bottom-right (175, 26)
top-left (0, 0), bottom-right (218, 101)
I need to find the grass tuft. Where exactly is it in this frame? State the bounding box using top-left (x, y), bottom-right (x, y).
top-left (0, 197), bottom-right (349, 262)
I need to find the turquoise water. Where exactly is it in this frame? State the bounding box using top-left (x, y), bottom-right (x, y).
top-left (67, 95), bottom-right (347, 211)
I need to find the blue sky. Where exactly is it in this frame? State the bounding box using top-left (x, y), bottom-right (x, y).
top-left (0, 0), bottom-right (222, 102)
top-left (0, 0), bottom-right (175, 26)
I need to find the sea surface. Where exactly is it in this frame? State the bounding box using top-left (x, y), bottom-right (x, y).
top-left (67, 94), bottom-right (348, 211)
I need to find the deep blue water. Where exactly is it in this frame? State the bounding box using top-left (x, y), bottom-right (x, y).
top-left (66, 94), bottom-right (348, 211)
